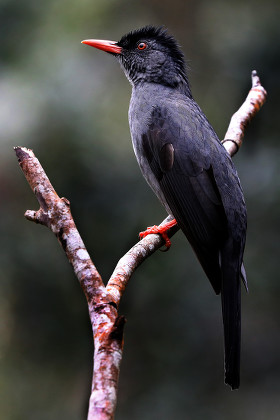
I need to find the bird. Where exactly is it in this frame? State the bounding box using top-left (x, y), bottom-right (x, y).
top-left (81, 25), bottom-right (247, 390)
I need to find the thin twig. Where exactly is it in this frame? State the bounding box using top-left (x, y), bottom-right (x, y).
top-left (222, 70), bottom-right (267, 156)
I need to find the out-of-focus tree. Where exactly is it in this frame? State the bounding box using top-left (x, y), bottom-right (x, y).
top-left (0, 0), bottom-right (279, 419)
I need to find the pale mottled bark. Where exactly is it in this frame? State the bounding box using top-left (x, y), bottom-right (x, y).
top-left (222, 70), bottom-right (267, 156)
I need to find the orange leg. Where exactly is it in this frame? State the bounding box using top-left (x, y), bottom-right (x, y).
top-left (139, 218), bottom-right (177, 250)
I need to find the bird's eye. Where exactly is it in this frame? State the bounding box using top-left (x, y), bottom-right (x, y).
top-left (137, 42), bottom-right (147, 50)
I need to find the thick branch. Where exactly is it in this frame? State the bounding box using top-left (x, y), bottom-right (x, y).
top-left (14, 146), bottom-right (123, 420)
top-left (14, 146), bottom-right (104, 304)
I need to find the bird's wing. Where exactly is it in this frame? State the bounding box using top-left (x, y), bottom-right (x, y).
top-left (142, 103), bottom-right (229, 293)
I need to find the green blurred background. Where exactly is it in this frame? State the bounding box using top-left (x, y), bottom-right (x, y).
top-left (0, 0), bottom-right (279, 418)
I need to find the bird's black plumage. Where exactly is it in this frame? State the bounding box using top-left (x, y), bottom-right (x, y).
top-left (83, 26), bottom-right (247, 389)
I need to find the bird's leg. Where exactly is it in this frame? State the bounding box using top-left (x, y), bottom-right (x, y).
top-left (139, 218), bottom-right (177, 250)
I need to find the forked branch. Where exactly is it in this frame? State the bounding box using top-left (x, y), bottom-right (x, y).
top-left (15, 70), bottom-right (266, 420)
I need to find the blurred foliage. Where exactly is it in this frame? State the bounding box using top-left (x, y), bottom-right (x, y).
top-left (0, 0), bottom-right (279, 419)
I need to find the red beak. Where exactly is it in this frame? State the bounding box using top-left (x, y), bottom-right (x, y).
top-left (81, 39), bottom-right (122, 54)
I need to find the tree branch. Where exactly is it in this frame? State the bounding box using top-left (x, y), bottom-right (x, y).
top-left (15, 70), bottom-right (266, 420)
top-left (14, 147), bottom-right (124, 420)
top-left (222, 70), bottom-right (267, 156)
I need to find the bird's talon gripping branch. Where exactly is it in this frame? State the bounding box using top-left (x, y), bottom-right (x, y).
top-left (139, 219), bottom-right (177, 250)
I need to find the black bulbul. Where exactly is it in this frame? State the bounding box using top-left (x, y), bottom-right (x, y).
top-left (82, 26), bottom-right (247, 389)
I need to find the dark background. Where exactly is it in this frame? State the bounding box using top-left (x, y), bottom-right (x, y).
top-left (0, 0), bottom-right (279, 419)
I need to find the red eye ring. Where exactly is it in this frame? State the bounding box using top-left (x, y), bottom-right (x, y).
top-left (138, 42), bottom-right (147, 50)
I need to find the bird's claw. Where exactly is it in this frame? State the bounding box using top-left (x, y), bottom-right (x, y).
top-left (139, 219), bottom-right (177, 250)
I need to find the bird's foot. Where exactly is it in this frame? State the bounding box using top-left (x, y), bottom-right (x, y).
top-left (139, 219), bottom-right (177, 250)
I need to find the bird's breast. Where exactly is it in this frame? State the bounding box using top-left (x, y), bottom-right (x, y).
top-left (128, 92), bottom-right (173, 215)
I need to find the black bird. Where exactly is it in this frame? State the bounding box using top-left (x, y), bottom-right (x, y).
top-left (82, 26), bottom-right (247, 389)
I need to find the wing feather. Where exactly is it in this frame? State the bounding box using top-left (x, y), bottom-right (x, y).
top-left (135, 99), bottom-right (246, 389)
top-left (142, 105), bottom-right (230, 293)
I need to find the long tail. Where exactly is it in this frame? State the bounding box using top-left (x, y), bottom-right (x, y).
top-left (221, 240), bottom-right (242, 390)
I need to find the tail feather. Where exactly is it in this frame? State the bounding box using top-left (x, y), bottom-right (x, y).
top-left (221, 241), bottom-right (242, 390)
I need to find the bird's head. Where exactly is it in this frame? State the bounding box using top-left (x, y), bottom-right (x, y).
top-left (82, 26), bottom-right (191, 95)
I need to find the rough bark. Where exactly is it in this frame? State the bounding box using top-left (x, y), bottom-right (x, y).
top-left (14, 71), bottom-right (266, 420)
